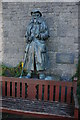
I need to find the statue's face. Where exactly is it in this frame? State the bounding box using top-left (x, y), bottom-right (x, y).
top-left (32, 12), bottom-right (40, 19)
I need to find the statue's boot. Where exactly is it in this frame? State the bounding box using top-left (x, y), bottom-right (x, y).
top-left (39, 73), bottom-right (45, 80)
top-left (25, 72), bottom-right (32, 78)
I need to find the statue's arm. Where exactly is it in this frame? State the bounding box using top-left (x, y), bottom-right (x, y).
top-left (25, 24), bottom-right (33, 43)
top-left (25, 31), bottom-right (29, 40)
top-left (40, 29), bottom-right (49, 40)
top-left (40, 22), bottom-right (49, 40)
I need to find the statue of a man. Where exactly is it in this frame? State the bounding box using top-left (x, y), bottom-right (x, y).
top-left (24, 10), bottom-right (49, 79)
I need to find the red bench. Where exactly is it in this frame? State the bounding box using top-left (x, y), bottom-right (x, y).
top-left (0, 76), bottom-right (79, 119)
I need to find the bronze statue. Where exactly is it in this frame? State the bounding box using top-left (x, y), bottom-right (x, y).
top-left (20, 10), bottom-right (49, 79)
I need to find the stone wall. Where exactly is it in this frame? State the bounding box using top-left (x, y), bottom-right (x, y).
top-left (78, 2), bottom-right (80, 56)
top-left (2, 2), bottom-right (79, 79)
top-left (0, 1), bottom-right (3, 65)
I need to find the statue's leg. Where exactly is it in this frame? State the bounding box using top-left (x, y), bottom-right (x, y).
top-left (36, 62), bottom-right (45, 79)
top-left (38, 70), bottom-right (45, 79)
top-left (36, 60), bottom-right (45, 79)
top-left (25, 71), bottom-right (32, 78)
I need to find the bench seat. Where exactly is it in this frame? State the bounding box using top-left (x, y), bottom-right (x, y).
top-left (1, 97), bottom-right (74, 119)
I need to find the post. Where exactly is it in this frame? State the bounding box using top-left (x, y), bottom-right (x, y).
top-left (73, 78), bottom-right (79, 119)
top-left (73, 77), bottom-right (77, 95)
top-left (74, 94), bottom-right (79, 119)
top-left (74, 108), bottom-right (79, 119)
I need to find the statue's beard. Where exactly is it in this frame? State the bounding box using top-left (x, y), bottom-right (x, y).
top-left (33, 18), bottom-right (38, 24)
top-left (31, 17), bottom-right (41, 24)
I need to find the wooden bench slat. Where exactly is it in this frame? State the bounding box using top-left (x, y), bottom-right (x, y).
top-left (49, 85), bottom-right (53, 101)
top-left (22, 82), bottom-right (25, 98)
top-left (44, 85), bottom-right (48, 101)
top-left (61, 86), bottom-right (65, 102)
top-left (2, 81), bottom-right (5, 96)
top-left (55, 86), bottom-right (59, 101)
top-left (0, 81), bottom-right (1, 97)
top-left (7, 81), bottom-right (10, 97)
top-left (67, 87), bottom-right (71, 103)
top-left (27, 84), bottom-right (36, 100)
top-left (12, 82), bottom-right (15, 97)
top-left (17, 82), bottom-right (20, 98)
top-left (39, 85), bottom-right (42, 100)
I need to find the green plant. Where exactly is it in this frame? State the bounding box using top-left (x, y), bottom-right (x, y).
top-left (77, 86), bottom-right (80, 105)
top-left (75, 57), bottom-right (80, 107)
top-left (0, 62), bottom-right (27, 77)
top-left (75, 57), bottom-right (80, 80)
top-left (71, 57), bottom-right (80, 107)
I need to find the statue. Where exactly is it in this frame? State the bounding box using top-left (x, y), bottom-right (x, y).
top-left (20, 10), bottom-right (49, 79)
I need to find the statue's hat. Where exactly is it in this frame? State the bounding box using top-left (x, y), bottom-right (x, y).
top-left (31, 9), bottom-right (42, 16)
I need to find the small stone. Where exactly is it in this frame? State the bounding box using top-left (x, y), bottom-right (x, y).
top-left (45, 76), bottom-right (53, 80)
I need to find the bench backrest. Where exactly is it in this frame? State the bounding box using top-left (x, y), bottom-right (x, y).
top-left (0, 77), bottom-right (77, 104)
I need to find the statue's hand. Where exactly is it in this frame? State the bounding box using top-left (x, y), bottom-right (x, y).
top-left (26, 36), bottom-right (33, 43)
top-left (35, 34), bottom-right (41, 39)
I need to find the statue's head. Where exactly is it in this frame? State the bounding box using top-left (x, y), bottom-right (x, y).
top-left (31, 10), bottom-right (42, 19)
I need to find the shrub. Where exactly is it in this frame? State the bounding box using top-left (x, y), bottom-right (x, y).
top-left (75, 57), bottom-right (80, 106)
top-left (0, 62), bottom-right (27, 77)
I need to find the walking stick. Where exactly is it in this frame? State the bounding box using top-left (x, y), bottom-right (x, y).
top-left (19, 44), bottom-right (29, 78)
